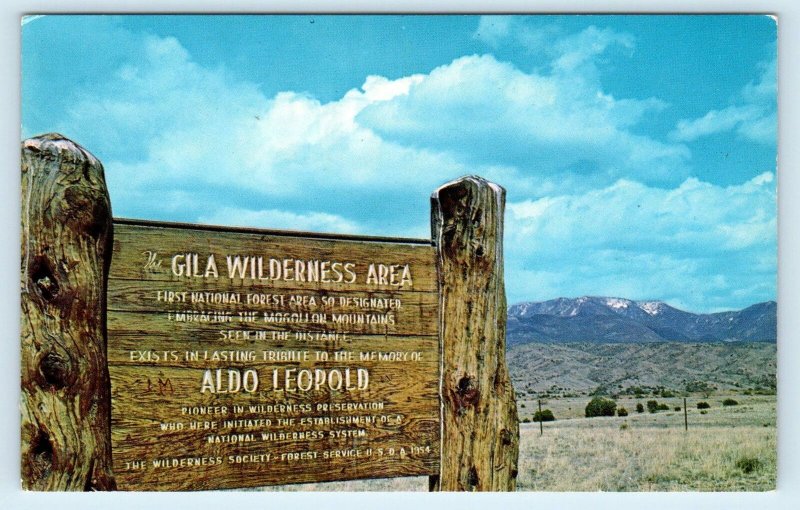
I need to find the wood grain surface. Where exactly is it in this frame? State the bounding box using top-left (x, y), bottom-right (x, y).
top-left (430, 176), bottom-right (519, 492)
top-left (20, 134), bottom-right (116, 491)
top-left (107, 221), bottom-right (440, 490)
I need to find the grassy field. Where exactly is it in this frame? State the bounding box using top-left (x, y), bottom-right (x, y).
top-left (265, 393), bottom-right (775, 492)
top-left (261, 343), bottom-right (776, 491)
top-left (517, 394), bottom-right (776, 491)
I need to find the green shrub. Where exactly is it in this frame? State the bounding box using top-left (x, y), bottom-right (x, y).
top-left (617, 407), bottom-right (628, 417)
top-left (661, 390), bottom-right (675, 398)
top-left (700, 410), bottom-right (708, 415)
top-left (590, 385), bottom-right (609, 396)
top-left (657, 403), bottom-right (670, 411)
top-left (674, 406), bottom-right (682, 412)
top-left (646, 400), bottom-right (659, 413)
top-left (735, 456), bottom-right (763, 474)
top-left (636, 403), bottom-right (644, 413)
top-left (585, 397), bottom-right (617, 418)
top-left (723, 398), bottom-right (739, 407)
top-left (685, 380), bottom-right (714, 397)
top-left (533, 409), bottom-right (555, 422)
top-left (697, 401), bottom-right (711, 409)
top-left (754, 387), bottom-right (777, 396)
top-left (522, 417), bottom-right (531, 423)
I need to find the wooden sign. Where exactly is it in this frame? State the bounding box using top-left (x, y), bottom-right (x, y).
top-left (106, 219), bottom-right (440, 490)
top-left (21, 134), bottom-right (518, 493)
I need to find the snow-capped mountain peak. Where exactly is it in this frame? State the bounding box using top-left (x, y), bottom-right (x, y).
top-left (637, 301), bottom-right (665, 316)
top-left (506, 297), bottom-right (776, 345)
top-left (605, 297), bottom-right (633, 310)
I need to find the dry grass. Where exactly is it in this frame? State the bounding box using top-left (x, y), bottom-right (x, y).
top-left (259, 395), bottom-right (775, 492)
top-left (518, 396), bottom-right (776, 491)
top-left (518, 425), bottom-right (775, 491)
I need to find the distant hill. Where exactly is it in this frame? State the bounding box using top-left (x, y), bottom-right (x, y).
top-left (507, 342), bottom-right (777, 395)
top-left (507, 297), bottom-right (776, 345)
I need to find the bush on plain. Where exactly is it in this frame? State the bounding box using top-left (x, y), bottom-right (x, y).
top-left (585, 397), bottom-right (617, 418)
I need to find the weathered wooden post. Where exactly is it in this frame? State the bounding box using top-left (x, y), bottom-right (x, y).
top-left (684, 397), bottom-right (688, 431)
top-left (429, 175), bottom-right (519, 491)
top-left (538, 399), bottom-right (543, 436)
top-left (20, 134), bottom-right (116, 490)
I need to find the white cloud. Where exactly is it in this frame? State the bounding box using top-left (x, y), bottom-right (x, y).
top-left (358, 51), bottom-right (687, 187)
top-left (60, 34), bottom-right (476, 229)
top-left (508, 172), bottom-right (776, 254)
top-left (505, 173), bottom-right (776, 310)
top-left (64, 28), bottom-right (690, 232)
top-left (197, 207), bottom-right (363, 234)
top-left (551, 26), bottom-right (634, 73)
top-left (670, 105), bottom-right (760, 142)
top-left (737, 111), bottom-right (777, 143)
top-left (473, 15), bottom-right (631, 71)
top-left (742, 56), bottom-right (777, 103)
top-left (473, 16), bottom-right (513, 48)
top-left (474, 17), bottom-right (634, 74)
top-left (670, 56), bottom-right (776, 144)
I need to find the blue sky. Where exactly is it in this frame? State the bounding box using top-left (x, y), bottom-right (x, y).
top-left (21, 15), bottom-right (777, 312)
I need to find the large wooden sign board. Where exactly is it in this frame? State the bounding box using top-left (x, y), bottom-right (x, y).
top-left (21, 135), bottom-right (518, 493)
top-left (106, 219), bottom-right (441, 490)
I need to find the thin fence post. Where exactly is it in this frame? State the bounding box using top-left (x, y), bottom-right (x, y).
top-left (429, 175), bottom-right (519, 491)
top-left (538, 399), bottom-right (543, 436)
top-left (684, 397), bottom-right (688, 431)
top-left (20, 134), bottom-right (116, 490)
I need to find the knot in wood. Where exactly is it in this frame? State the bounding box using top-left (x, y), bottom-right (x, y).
top-left (36, 276), bottom-right (57, 298)
top-left (30, 255), bottom-right (60, 302)
top-left (500, 428), bottom-right (513, 446)
top-left (453, 375), bottom-right (480, 415)
top-left (40, 350), bottom-right (75, 390)
top-left (466, 465), bottom-right (480, 490)
top-left (27, 429), bottom-right (54, 483)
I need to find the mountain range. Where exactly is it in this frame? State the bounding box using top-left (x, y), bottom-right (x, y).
top-left (506, 297), bottom-right (777, 345)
